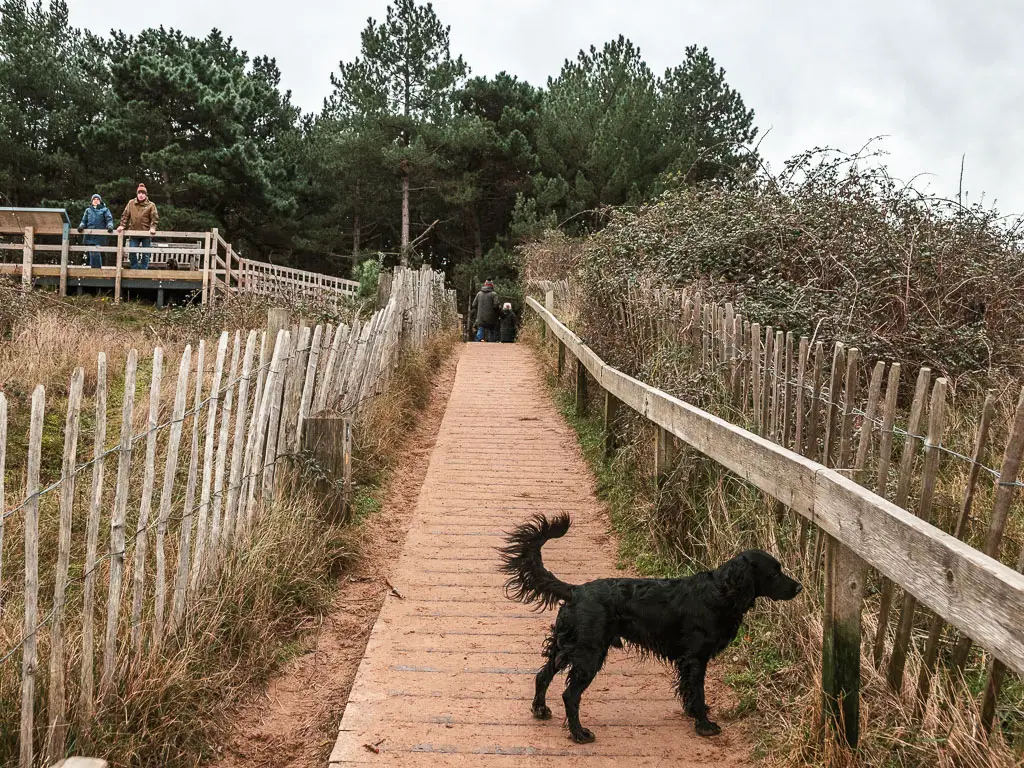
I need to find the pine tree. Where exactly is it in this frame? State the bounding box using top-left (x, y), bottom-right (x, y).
top-left (329, 0), bottom-right (467, 265)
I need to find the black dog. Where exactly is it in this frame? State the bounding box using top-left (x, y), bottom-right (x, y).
top-left (499, 514), bottom-right (802, 743)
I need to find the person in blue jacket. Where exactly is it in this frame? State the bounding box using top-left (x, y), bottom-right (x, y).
top-left (77, 194), bottom-right (114, 268)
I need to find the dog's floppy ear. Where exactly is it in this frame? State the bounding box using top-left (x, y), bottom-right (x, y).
top-left (718, 553), bottom-right (756, 609)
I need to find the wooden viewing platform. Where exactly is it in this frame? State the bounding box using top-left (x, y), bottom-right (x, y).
top-left (0, 207), bottom-right (359, 306)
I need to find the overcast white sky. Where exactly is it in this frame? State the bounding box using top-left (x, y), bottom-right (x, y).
top-left (65, 0), bottom-right (1024, 215)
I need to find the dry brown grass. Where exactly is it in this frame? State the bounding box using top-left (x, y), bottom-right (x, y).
top-left (0, 290), bottom-right (457, 766)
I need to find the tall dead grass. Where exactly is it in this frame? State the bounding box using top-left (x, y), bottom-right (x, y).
top-left (0, 291), bottom-right (457, 766)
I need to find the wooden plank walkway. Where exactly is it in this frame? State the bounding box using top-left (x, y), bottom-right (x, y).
top-left (329, 343), bottom-right (749, 767)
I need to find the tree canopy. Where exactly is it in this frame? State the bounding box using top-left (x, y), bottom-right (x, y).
top-left (0, 0), bottom-right (761, 292)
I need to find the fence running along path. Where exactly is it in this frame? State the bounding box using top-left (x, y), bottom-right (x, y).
top-left (0, 267), bottom-right (456, 767)
top-left (527, 284), bottom-right (1024, 748)
top-left (0, 221), bottom-right (360, 306)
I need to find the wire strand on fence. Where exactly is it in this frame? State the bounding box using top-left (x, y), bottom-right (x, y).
top-left (0, 338), bottom-right (321, 524)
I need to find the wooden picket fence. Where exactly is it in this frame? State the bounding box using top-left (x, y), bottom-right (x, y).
top-left (528, 280), bottom-right (1024, 748)
top-left (0, 265), bottom-right (455, 767)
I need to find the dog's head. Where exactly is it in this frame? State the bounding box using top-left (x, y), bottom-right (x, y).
top-left (719, 550), bottom-right (802, 607)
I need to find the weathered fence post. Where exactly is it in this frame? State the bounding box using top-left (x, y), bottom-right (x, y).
top-left (113, 230), bottom-right (124, 304)
top-left (21, 225), bottom-right (34, 292)
top-left (603, 391), bottom-right (619, 459)
top-left (302, 416), bottom-right (354, 523)
top-left (575, 357), bottom-right (587, 416)
top-left (822, 541), bottom-right (868, 749)
top-left (201, 231), bottom-right (212, 305)
top-left (557, 340), bottom-right (566, 377)
top-left (59, 223), bottom-right (70, 298)
top-left (654, 425), bottom-right (675, 488)
top-left (267, 307), bottom-right (292, 347)
top-left (210, 228), bottom-right (220, 305)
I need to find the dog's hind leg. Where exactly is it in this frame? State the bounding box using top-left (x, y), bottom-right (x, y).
top-left (533, 629), bottom-right (567, 720)
top-left (562, 649), bottom-right (606, 744)
top-left (676, 656), bottom-right (719, 736)
top-left (532, 653), bottom-right (566, 719)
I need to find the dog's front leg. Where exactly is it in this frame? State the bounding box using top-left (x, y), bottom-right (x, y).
top-left (676, 657), bottom-right (719, 737)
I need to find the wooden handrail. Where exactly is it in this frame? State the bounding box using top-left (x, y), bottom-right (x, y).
top-left (9, 226), bottom-right (361, 304)
top-left (527, 296), bottom-right (1024, 676)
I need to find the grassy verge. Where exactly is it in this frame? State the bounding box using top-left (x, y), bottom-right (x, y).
top-left (0, 286), bottom-right (458, 766)
top-left (524, 320), bottom-right (1023, 768)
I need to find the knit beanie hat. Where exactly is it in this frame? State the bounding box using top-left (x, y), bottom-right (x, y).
top-left (137, 183), bottom-right (147, 193)
top-left (91, 194), bottom-right (101, 201)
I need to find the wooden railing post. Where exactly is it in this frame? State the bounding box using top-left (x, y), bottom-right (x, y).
top-left (225, 242), bottom-right (233, 291)
top-left (822, 541), bottom-right (867, 748)
top-left (575, 356), bottom-right (587, 416)
top-left (603, 391), bottom-right (619, 460)
top-left (21, 225), bottom-right (34, 291)
top-left (59, 223), bottom-right (70, 297)
top-left (655, 425), bottom-right (674, 488)
top-left (210, 227), bottom-right (220, 304)
top-left (557, 340), bottom-right (566, 376)
top-left (201, 231), bottom-right (212, 305)
top-left (113, 229), bottom-right (124, 304)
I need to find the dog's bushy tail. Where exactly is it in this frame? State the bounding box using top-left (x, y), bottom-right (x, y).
top-left (499, 514), bottom-right (574, 610)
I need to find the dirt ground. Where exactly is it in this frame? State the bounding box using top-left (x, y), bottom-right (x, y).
top-left (207, 348), bottom-right (461, 768)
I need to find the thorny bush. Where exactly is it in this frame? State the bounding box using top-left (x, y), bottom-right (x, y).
top-left (522, 147), bottom-right (1024, 389)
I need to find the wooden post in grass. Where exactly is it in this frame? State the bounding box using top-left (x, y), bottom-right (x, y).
top-left (113, 230), bottom-right (124, 304)
top-left (302, 416), bottom-right (353, 524)
top-left (557, 340), bottom-right (566, 377)
top-left (267, 307), bottom-right (291, 351)
top-left (59, 225), bottom-right (70, 298)
top-left (575, 357), bottom-right (587, 416)
top-left (20, 385), bottom-right (45, 768)
top-left (821, 348), bottom-right (865, 749)
top-left (603, 391), bottom-right (619, 459)
top-left (655, 425), bottom-right (675, 489)
top-left (22, 226), bottom-right (34, 292)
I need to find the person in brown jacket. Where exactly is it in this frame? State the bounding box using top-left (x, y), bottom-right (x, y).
top-left (117, 183), bottom-right (159, 269)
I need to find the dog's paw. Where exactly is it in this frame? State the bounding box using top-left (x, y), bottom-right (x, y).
top-left (570, 727), bottom-right (596, 744)
top-left (532, 704), bottom-right (553, 720)
top-left (695, 719), bottom-right (721, 737)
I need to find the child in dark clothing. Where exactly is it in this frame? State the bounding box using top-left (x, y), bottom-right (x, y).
top-left (499, 302), bottom-right (518, 343)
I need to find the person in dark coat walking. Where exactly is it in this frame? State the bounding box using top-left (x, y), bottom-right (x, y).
top-left (499, 302), bottom-right (518, 343)
top-left (77, 194), bottom-right (114, 268)
top-left (471, 279), bottom-right (500, 342)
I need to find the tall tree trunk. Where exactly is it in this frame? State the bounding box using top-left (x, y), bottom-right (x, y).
top-left (353, 179), bottom-right (361, 260)
top-left (400, 170), bottom-right (410, 267)
top-left (401, 59), bottom-right (411, 267)
top-left (473, 210), bottom-right (483, 260)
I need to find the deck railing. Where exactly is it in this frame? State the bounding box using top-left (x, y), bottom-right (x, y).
top-left (0, 226), bottom-right (359, 306)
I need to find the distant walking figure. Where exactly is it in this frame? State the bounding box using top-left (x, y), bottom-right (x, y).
top-left (471, 279), bottom-right (500, 342)
top-left (117, 183), bottom-right (159, 269)
top-left (499, 302), bottom-right (518, 343)
top-left (77, 194), bottom-right (114, 268)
